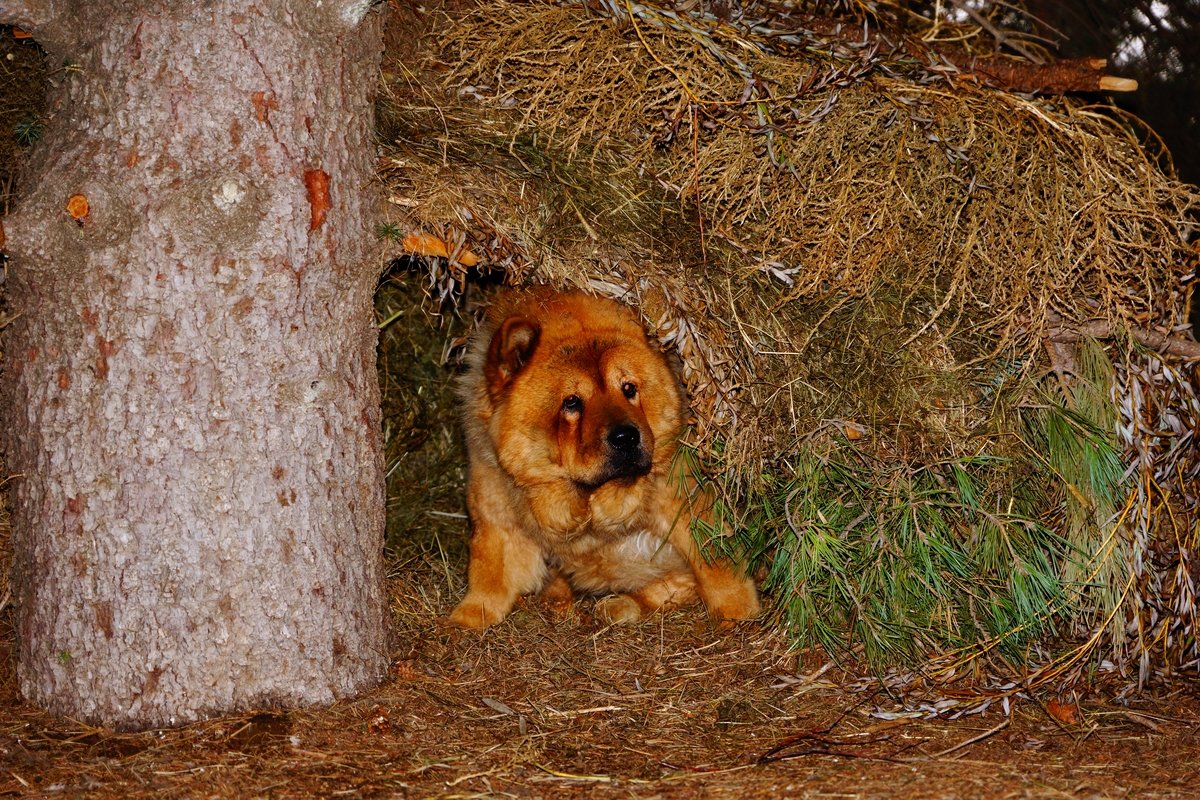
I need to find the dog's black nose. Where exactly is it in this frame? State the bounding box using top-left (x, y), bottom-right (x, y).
top-left (607, 423), bottom-right (641, 452)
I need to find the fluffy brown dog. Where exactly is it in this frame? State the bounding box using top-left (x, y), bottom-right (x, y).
top-left (448, 288), bottom-right (760, 628)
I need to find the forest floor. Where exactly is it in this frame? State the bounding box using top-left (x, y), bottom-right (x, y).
top-left (3, 272), bottom-right (1199, 797)
top-left (2, 579), bottom-right (1199, 799)
top-left (2, 193), bottom-right (1199, 800)
top-left (2, 15), bottom-right (1200, 800)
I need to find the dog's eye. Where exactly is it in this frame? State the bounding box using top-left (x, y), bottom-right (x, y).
top-left (621, 382), bottom-right (638, 400)
top-left (562, 395), bottom-right (583, 414)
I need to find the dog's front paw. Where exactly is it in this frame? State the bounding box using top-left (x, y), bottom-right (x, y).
top-left (594, 594), bottom-right (644, 625)
top-left (447, 595), bottom-right (511, 628)
top-left (538, 573), bottom-right (576, 619)
top-left (705, 581), bottom-right (761, 623)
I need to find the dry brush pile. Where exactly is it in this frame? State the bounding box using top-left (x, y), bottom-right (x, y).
top-left (376, 0), bottom-right (1200, 693)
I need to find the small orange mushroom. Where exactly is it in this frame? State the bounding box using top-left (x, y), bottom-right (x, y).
top-left (402, 232), bottom-right (480, 266)
top-left (1046, 697), bottom-right (1082, 726)
top-left (66, 193), bottom-right (90, 222)
top-left (842, 422), bottom-right (866, 441)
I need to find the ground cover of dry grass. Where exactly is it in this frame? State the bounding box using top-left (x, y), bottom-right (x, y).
top-left (3, 582), bottom-right (1199, 798)
top-left (2, 9), bottom-right (1200, 798)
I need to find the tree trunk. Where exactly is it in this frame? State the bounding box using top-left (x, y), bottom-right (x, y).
top-left (0, 1), bottom-right (389, 729)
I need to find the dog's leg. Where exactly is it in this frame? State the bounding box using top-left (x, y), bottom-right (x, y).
top-left (664, 500), bottom-right (761, 623)
top-left (448, 472), bottom-right (547, 628)
top-left (594, 571), bottom-right (697, 624)
top-left (448, 519), bottom-right (545, 627)
top-left (537, 570), bottom-right (576, 618)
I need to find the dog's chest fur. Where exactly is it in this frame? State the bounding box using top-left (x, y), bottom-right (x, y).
top-left (522, 474), bottom-right (689, 594)
top-left (551, 529), bottom-right (688, 594)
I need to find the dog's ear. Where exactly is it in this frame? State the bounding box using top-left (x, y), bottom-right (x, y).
top-left (484, 315), bottom-right (540, 396)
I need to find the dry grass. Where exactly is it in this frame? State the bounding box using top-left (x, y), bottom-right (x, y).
top-left (378, 0), bottom-right (1200, 679)
top-left (394, 0), bottom-right (1197, 450)
top-left (4, 579), bottom-right (1200, 797)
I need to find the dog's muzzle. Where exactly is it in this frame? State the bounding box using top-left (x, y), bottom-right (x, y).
top-left (604, 422), bottom-right (651, 479)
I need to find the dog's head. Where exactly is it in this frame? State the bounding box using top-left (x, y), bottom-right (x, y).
top-left (481, 293), bottom-right (684, 495)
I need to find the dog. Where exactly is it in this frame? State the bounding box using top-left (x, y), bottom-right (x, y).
top-left (447, 287), bottom-right (760, 628)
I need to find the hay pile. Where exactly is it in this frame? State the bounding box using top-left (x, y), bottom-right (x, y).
top-left (378, 0), bottom-right (1200, 688)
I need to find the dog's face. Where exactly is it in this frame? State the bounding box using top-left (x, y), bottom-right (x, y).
top-left (482, 295), bottom-right (684, 498)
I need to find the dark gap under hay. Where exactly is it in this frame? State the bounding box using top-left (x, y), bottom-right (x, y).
top-left (375, 266), bottom-right (469, 584)
top-left (0, 26), bottom-right (46, 629)
top-left (375, 0), bottom-right (1200, 693)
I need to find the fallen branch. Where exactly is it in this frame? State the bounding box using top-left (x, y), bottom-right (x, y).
top-left (755, 728), bottom-right (906, 765)
top-left (1048, 319), bottom-right (1200, 361)
top-left (755, 11), bottom-right (1136, 94)
top-left (587, 1), bottom-right (1134, 94)
top-left (937, 52), bottom-right (1137, 94)
top-left (914, 716), bottom-right (1011, 760)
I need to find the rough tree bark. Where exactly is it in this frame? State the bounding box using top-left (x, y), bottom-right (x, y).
top-left (0, 1), bottom-right (389, 728)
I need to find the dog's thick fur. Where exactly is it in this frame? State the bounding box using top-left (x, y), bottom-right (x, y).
top-left (448, 288), bottom-right (760, 628)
